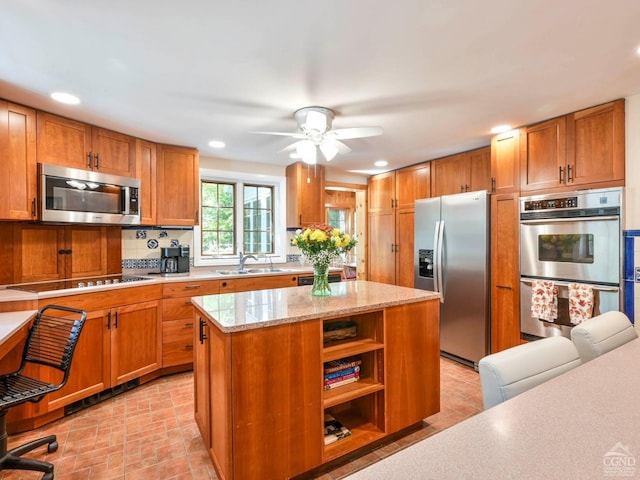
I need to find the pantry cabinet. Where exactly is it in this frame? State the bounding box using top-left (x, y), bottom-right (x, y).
top-left (0, 101), bottom-right (37, 220)
top-left (490, 192), bottom-right (521, 352)
top-left (431, 146), bottom-right (491, 197)
top-left (36, 112), bottom-right (137, 177)
top-left (368, 164), bottom-right (430, 287)
top-left (156, 144), bottom-right (200, 226)
top-left (286, 162), bottom-right (326, 228)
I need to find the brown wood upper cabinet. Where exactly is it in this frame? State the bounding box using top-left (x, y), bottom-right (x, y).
top-left (432, 146), bottom-right (491, 197)
top-left (156, 144), bottom-right (200, 226)
top-left (286, 162), bottom-right (325, 228)
top-left (7, 224), bottom-right (120, 284)
top-left (520, 99), bottom-right (625, 193)
top-left (136, 139), bottom-right (157, 225)
top-left (0, 101), bottom-right (37, 220)
top-left (36, 112), bottom-right (137, 177)
top-left (490, 129), bottom-right (521, 194)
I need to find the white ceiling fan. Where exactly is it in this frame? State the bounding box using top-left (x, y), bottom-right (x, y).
top-left (253, 106), bottom-right (383, 164)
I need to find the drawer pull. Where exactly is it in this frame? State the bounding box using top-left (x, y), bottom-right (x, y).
top-left (184, 322), bottom-right (193, 327)
top-left (185, 344), bottom-right (193, 350)
top-left (184, 285), bottom-right (201, 290)
top-left (184, 300), bottom-right (192, 305)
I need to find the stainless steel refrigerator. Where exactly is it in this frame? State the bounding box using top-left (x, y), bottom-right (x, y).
top-left (414, 190), bottom-right (490, 368)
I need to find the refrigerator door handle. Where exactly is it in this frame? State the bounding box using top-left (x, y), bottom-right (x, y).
top-left (437, 220), bottom-right (445, 303)
top-left (433, 220), bottom-right (441, 295)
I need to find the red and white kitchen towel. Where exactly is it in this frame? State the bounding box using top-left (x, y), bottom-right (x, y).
top-left (568, 283), bottom-right (594, 324)
top-left (530, 280), bottom-right (594, 324)
top-left (530, 280), bottom-right (558, 322)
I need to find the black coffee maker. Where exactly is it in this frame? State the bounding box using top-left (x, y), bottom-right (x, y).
top-left (160, 245), bottom-right (190, 274)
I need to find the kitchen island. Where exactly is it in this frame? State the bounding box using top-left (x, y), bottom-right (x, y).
top-left (191, 280), bottom-right (441, 480)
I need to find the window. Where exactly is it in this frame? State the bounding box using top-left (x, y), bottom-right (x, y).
top-left (201, 181), bottom-right (235, 256)
top-left (194, 169), bottom-right (286, 266)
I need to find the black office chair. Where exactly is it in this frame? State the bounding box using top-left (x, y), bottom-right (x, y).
top-left (0, 305), bottom-right (86, 480)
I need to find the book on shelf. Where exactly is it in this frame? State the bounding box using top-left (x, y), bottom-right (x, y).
top-left (324, 358), bottom-right (362, 375)
top-left (324, 371), bottom-right (360, 386)
top-left (324, 413), bottom-right (351, 445)
top-left (323, 375), bottom-right (360, 390)
top-left (324, 365), bottom-right (360, 381)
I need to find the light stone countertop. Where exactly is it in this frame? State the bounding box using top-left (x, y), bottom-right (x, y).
top-left (192, 280), bottom-right (440, 333)
top-left (0, 310), bottom-right (38, 350)
top-left (343, 338), bottom-right (640, 480)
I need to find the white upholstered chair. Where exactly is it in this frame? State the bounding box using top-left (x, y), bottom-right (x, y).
top-left (570, 311), bottom-right (638, 363)
top-left (478, 336), bottom-right (582, 410)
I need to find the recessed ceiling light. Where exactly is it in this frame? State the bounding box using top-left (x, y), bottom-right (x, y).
top-left (374, 160), bottom-right (388, 167)
top-left (490, 125), bottom-right (512, 134)
top-left (208, 140), bottom-right (226, 149)
top-left (50, 92), bottom-right (80, 105)
top-left (636, 45), bottom-right (640, 55)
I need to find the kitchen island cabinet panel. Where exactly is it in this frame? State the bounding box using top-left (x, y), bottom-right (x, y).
top-left (385, 301), bottom-right (440, 433)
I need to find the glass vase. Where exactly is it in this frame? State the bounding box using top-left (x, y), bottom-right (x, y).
top-left (311, 263), bottom-right (332, 296)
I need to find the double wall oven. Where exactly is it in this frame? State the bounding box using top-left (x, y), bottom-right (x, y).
top-left (519, 187), bottom-right (623, 339)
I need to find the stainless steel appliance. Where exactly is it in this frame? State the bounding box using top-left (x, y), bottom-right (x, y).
top-left (161, 246), bottom-right (190, 275)
top-left (519, 187), bottom-right (623, 339)
top-left (40, 164), bottom-right (140, 224)
top-left (414, 190), bottom-right (490, 368)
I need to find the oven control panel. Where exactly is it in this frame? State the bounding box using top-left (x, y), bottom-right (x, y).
top-left (523, 196), bottom-right (578, 211)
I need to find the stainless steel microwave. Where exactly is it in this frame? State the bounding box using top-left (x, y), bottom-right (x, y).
top-left (39, 164), bottom-right (141, 225)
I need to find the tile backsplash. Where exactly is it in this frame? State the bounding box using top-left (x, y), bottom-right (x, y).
top-left (122, 227), bottom-right (193, 269)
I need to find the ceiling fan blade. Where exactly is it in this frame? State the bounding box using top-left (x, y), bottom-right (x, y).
top-left (331, 126), bottom-right (383, 140)
top-left (249, 130), bottom-right (304, 138)
top-left (278, 140), bottom-right (306, 153)
top-left (333, 140), bottom-right (352, 154)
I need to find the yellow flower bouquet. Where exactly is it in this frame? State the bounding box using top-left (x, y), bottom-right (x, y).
top-left (292, 223), bottom-right (357, 296)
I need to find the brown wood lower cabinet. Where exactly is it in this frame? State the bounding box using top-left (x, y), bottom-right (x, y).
top-left (194, 297), bottom-right (440, 479)
top-left (7, 284), bottom-right (162, 433)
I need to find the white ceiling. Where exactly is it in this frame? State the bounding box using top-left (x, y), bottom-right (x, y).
top-left (2, 0), bottom-right (640, 177)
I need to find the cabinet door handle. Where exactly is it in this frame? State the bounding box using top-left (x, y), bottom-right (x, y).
top-left (106, 311), bottom-right (111, 329)
top-left (87, 152), bottom-right (93, 169)
top-left (491, 177), bottom-right (496, 192)
top-left (460, 185), bottom-right (465, 192)
top-left (567, 164), bottom-right (573, 183)
top-left (95, 152), bottom-right (100, 170)
top-left (114, 311), bottom-right (118, 328)
top-left (31, 198), bottom-right (36, 217)
top-left (199, 317), bottom-right (207, 343)
top-left (559, 166), bottom-right (564, 184)
top-left (299, 214), bottom-right (302, 226)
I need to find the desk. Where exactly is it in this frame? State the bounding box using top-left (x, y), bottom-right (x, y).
top-left (345, 338), bottom-right (640, 480)
top-left (0, 310), bottom-right (37, 360)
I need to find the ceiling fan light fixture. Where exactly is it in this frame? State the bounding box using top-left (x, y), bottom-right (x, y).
top-left (296, 139), bottom-right (317, 165)
top-left (320, 141), bottom-right (339, 161)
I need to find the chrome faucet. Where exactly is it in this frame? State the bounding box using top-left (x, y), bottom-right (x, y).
top-left (260, 254), bottom-right (274, 271)
top-left (238, 251), bottom-right (258, 271)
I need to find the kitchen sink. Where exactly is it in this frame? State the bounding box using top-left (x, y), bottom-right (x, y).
top-left (214, 268), bottom-right (293, 275)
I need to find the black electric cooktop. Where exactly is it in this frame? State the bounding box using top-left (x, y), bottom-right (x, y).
top-left (9, 274), bottom-right (153, 293)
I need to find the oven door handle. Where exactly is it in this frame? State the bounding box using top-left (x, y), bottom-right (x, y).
top-left (520, 216), bottom-right (620, 225)
top-left (520, 278), bottom-right (619, 292)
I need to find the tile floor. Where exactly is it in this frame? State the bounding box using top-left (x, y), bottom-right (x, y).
top-left (3, 357), bottom-right (482, 480)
